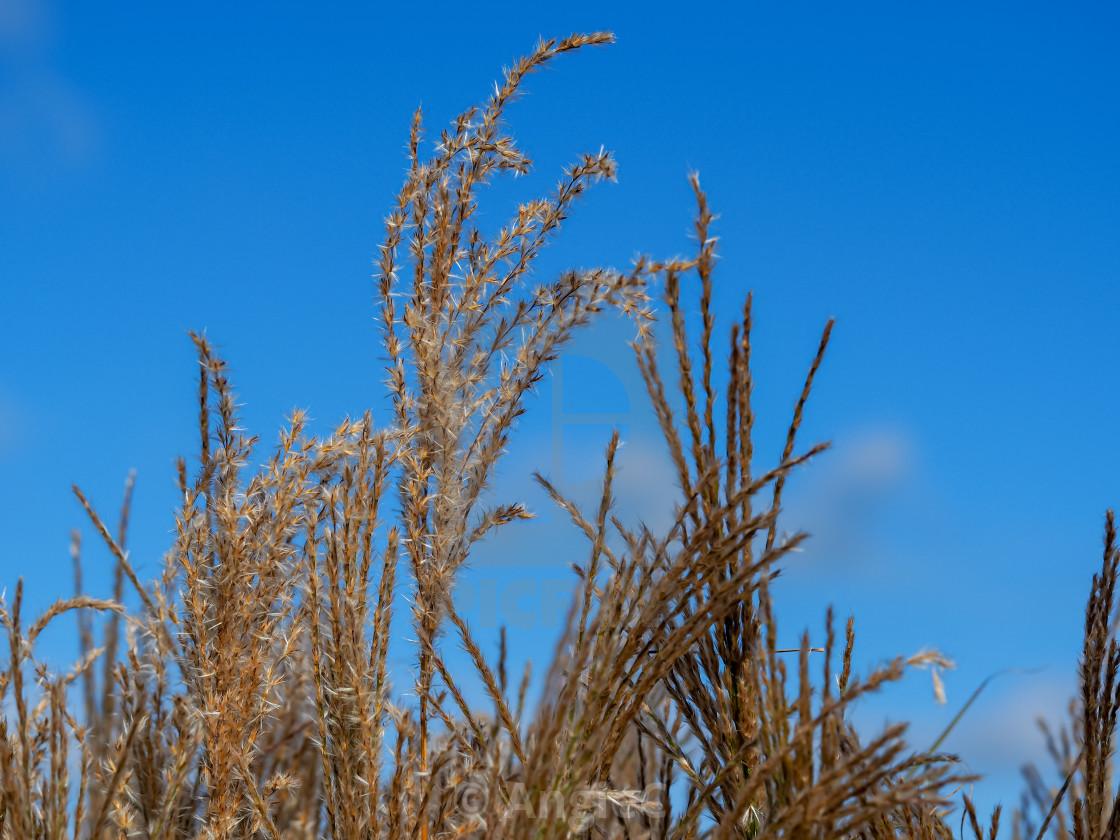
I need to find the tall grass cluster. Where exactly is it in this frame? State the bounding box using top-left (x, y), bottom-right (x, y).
top-left (0, 33), bottom-right (1111, 840)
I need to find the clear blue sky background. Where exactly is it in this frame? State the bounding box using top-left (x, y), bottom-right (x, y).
top-left (2, 0), bottom-right (1118, 821)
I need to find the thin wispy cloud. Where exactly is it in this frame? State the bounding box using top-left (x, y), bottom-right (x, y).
top-left (782, 425), bottom-right (919, 570)
top-left (0, 0), bottom-right (99, 182)
top-left (0, 399), bottom-right (17, 458)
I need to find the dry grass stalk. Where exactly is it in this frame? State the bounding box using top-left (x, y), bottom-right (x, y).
top-left (1014, 512), bottom-right (1120, 840)
top-left (0, 31), bottom-right (1104, 840)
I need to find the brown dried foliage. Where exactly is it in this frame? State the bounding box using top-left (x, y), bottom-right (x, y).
top-left (0, 32), bottom-right (1105, 840)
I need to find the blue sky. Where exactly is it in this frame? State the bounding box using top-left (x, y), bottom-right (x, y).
top-left (2, 0), bottom-right (1118, 819)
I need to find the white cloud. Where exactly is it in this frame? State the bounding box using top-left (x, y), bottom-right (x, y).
top-left (780, 425), bottom-right (919, 569)
top-left (945, 673), bottom-right (1073, 772)
top-left (0, 395), bottom-right (21, 458)
top-left (0, 0), bottom-right (47, 47)
top-left (0, 0), bottom-right (100, 181)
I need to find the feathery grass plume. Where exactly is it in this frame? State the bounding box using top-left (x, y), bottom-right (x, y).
top-left (529, 174), bottom-right (972, 840)
top-left (371, 29), bottom-right (662, 837)
top-left (0, 31), bottom-right (1106, 840)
